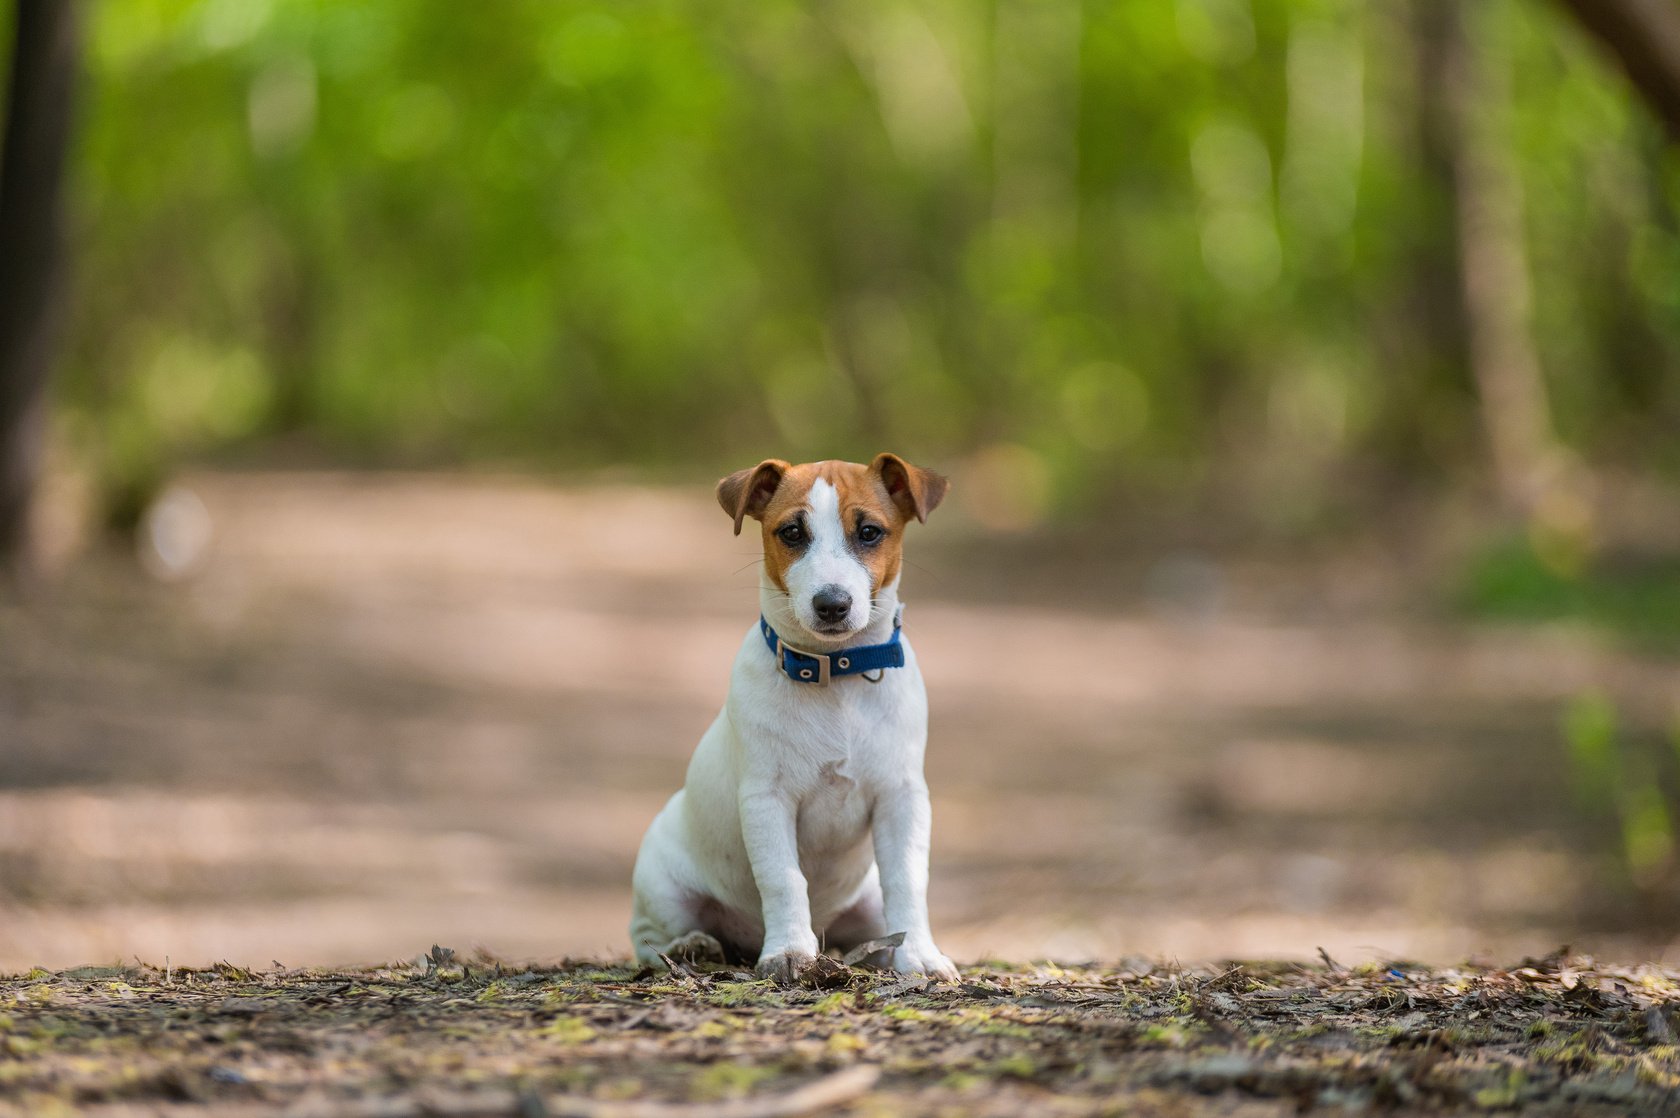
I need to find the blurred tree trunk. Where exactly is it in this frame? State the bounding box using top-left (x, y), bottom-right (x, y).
top-left (1441, 2), bottom-right (1559, 514)
top-left (1371, 0), bottom-right (1472, 482)
top-left (0, 0), bottom-right (79, 584)
top-left (263, 250), bottom-right (320, 433)
top-left (1556, 0), bottom-right (1680, 141)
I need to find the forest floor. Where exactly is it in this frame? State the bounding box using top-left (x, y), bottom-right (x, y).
top-left (5, 950), bottom-right (1680, 1117)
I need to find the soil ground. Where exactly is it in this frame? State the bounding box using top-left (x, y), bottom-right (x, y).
top-left (4, 952), bottom-right (1680, 1117)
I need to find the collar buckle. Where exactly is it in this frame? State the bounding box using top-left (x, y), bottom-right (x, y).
top-left (775, 637), bottom-right (831, 686)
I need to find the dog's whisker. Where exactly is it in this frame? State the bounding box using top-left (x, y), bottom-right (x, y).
top-left (899, 558), bottom-right (940, 580)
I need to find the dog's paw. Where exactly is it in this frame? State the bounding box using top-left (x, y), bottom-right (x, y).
top-left (891, 942), bottom-right (959, 983)
top-left (663, 931), bottom-right (726, 965)
top-left (755, 949), bottom-right (819, 985)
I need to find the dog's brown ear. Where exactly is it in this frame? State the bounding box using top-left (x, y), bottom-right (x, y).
top-left (872, 453), bottom-right (948, 524)
top-left (717, 459), bottom-right (790, 535)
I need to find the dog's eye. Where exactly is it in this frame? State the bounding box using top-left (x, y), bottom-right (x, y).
top-left (857, 524), bottom-right (883, 544)
top-left (777, 524), bottom-right (805, 546)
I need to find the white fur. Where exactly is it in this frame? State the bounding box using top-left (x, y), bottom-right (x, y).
top-left (629, 479), bottom-right (956, 982)
top-left (779, 480), bottom-right (872, 636)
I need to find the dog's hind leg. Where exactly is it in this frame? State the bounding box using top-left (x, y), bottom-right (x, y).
top-left (661, 930), bottom-right (727, 964)
top-left (629, 864), bottom-right (710, 966)
top-left (629, 877), bottom-right (709, 966)
top-left (630, 885), bottom-right (732, 966)
top-left (629, 794), bottom-right (738, 966)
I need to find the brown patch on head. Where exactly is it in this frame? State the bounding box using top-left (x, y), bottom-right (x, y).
top-left (717, 455), bottom-right (947, 596)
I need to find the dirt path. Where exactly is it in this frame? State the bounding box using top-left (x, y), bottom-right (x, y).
top-left (4, 953), bottom-right (1678, 1116)
top-left (2, 471), bottom-right (1678, 971)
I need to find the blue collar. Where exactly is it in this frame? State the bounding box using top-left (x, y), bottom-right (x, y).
top-left (759, 608), bottom-right (905, 685)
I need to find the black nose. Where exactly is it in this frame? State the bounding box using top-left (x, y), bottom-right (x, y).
top-left (812, 587), bottom-right (853, 624)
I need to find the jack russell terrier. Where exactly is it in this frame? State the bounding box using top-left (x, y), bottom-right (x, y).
top-left (630, 454), bottom-right (958, 983)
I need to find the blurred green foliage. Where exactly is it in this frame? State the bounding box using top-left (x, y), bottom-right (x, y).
top-left (1461, 539), bottom-right (1680, 651)
top-left (47, 0), bottom-right (1680, 518)
top-left (1560, 691), bottom-right (1680, 889)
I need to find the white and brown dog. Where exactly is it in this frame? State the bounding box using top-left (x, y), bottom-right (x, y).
top-left (629, 454), bottom-right (958, 983)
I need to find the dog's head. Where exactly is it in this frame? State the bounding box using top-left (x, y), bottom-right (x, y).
top-left (718, 454), bottom-right (947, 643)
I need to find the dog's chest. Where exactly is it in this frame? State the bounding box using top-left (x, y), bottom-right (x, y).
top-left (795, 756), bottom-right (869, 856)
top-left (775, 688), bottom-right (911, 855)
top-left (730, 638), bottom-right (926, 857)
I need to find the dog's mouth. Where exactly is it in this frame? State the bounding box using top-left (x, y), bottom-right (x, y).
top-left (794, 613), bottom-right (870, 642)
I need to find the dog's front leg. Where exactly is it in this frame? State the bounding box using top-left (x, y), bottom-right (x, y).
top-left (872, 778), bottom-right (959, 981)
top-left (739, 785), bottom-right (820, 982)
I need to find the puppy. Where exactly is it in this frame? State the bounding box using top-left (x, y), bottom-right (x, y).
top-left (629, 454), bottom-right (958, 982)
